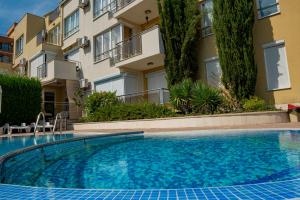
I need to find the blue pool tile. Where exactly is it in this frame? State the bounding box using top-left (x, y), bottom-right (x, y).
top-left (0, 179), bottom-right (299, 200)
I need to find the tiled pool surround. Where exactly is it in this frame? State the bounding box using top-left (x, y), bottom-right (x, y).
top-left (0, 179), bottom-right (299, 200)
top-left (0, 131), bottom-right (299, 199)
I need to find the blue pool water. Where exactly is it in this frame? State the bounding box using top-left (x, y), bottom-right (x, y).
top-left (0, 134), bottom-right (75, 155)
top-left (1, 130), bottom-right (300, 189)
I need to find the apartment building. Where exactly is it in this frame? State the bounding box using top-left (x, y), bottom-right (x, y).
top-left (60, 0), bottom-right (167, 103)
top-left (59, 0), bottom-right (300, 109)
top-left (8, 10), bottom-right (80, 120)
top-left (6, 0), bottom-right (300, 119)
top-left (0, 35), bottom-right (13, 74)
top-left (198, 0), bottom-right (300, 108)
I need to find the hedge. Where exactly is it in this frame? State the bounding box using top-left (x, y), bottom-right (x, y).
top-left (0, 74), bottom-right (42, 126)
top-left (82, 103), bottom-right (176, 122)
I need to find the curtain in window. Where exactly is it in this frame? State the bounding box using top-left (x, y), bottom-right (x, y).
top-left (111, 25), bottom-right (121, 48)
top-left (65, 10), bottom-right (79, 37)
top-left (103, 31), bottom-right (110, 53)
top-left (94, 0), bottom-right (101, 17)
top-left (95, 35), bottom-right (103, 60)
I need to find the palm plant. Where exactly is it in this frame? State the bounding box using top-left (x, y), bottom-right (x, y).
top-left (191, 82), bottom-right (223, 114)
top-left (169, 79), bottom-right (194, 114)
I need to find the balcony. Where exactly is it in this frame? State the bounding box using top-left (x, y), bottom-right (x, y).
top-left (36, 32), bottom-right (62, 47)
top-left (113, 0), bottom-right (159, 24)
top-left (37, 60), bottom-right (78, 84)
top-left (110, 26), bottom-right (165, 71)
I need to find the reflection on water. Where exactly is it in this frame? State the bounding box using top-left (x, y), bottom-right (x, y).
top-left (0, 134), bottom-right (75, 156)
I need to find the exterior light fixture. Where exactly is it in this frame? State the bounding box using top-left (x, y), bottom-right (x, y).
top-left (145, 10), bottom-right (152, 24)
top-left (147, 62), bottom-right (154, 66)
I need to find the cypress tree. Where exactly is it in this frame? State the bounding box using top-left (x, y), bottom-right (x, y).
top-left (157, 0), bottom-right (202, 86)
top-left (213, 0), bottom-right (257, 100)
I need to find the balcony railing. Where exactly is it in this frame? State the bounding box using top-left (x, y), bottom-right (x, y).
top-left (87, 88), bottom-right (170, 105)
top-left (110, 34), bottom-right (142, 65)
top-left (37, 63), bottom-right (47, 79)
top-left (94, 34), bottom-right (142, 64)
top-left (118, 88), bottom-right (170, 105)
top-left (94, 25), bottom-right (163, 68)
top-left (34, 59), bottom-right (78, 82)
top-left (36, 32), bottom-right (62, 46)
top-left (114, 0), bottom-right (136, 12)
top-left (94, 0), bottom-right (136, 18)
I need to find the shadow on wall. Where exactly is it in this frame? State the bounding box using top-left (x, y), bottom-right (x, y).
top-left (253, 7), bottom-right (276, 105)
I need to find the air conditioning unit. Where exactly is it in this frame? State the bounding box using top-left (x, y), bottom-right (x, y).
top-left (79, 79), bottom-right (88, 88)
top-left (79, 0), bottom-right (89, 9)
top-left (77, 36), bottom-right (89, 48)
top-left (19, 58), bottom-right (27, 66)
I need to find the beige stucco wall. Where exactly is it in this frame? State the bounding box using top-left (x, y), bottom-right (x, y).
top-left (61, 0), bottom-right (161, 91)
top-left (13, 14), bottom-right (45, 66)
top-left (197, 0), bottom-right (300, 106)
top-left (253, 0), bottom-right (300, 105)
top-left (14, 13), bottom-right (44, 64)
top-left (62, 0), bottom-right (121, 87)
top-left (12, 13), bottom-right (64, 68)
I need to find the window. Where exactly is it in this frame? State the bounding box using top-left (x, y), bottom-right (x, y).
top-left (64, 10), bottom-right (79, 38)
top-left (16, 35), bottom-right (24, 56)
top-left (0, 43), bottom-right (11, 52)
top-left (205, 58), bottom-right (222, 88)
top-left (0, 55), bottom-right (11, 63)
top-left (263, 41), bottom-right (290, 90)
top-left (94, 0), bottom-right (115, 18)
top-left (94, 25), bottom-right (122, 62)
top-left (47, 25), bottom-right (60, 45)
top-left (201, 0), bottom-right (213, 37)
top-left (257, 0), bottom-right (280, 18)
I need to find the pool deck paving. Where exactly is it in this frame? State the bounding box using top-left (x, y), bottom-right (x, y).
top-left (0, 122), bottom-right (300, 199)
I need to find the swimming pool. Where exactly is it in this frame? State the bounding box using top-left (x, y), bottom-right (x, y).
top-left (0, 130), bottom-right (299, 190)
top-left (0, 134), bottom-right (75, 156)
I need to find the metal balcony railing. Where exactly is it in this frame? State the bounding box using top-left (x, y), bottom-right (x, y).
top-left (94, 0), bottom-right (136, 18)
top-left (118, 88), bottom-right (170, 105)
top-left (94, 25), bottom-right (161, 65)
top-left (110, 34), bottom-right (142, 65)
top-left (114, 0), bottom-right (136, 12)
top-left (94, 34), bottom-right (142, 64)
top-left (37, 63), bottom-right (47, 79)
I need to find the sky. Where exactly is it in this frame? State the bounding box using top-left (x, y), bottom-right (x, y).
top-left (0, 0), bottom-right (60, 35)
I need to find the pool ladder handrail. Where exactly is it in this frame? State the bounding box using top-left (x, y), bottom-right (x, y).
top-left (52, 112), bottom-right (65, 135)
top-left (33, 112), bottom-right (46, 136)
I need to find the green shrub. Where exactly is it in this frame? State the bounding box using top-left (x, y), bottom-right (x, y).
top-left (169, 79), bottom-right (193, 114)
top-left (84, 91), bottom-right (120, 115)
top-left (192, 82), bottom-right (224, 114)
top-left (242, 96), bottom-right (273, 112)
top-left (0, 74), bottom-right (42, 125)
top-left (83, 103), bottom-right (175, 122)
top-left (170, 79), bottom-right (224, 114)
